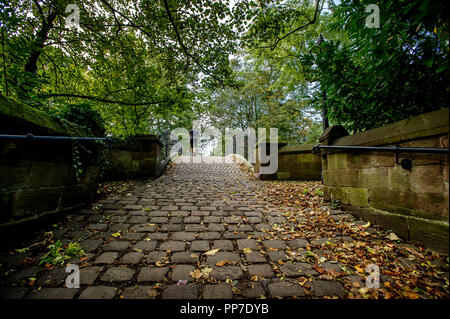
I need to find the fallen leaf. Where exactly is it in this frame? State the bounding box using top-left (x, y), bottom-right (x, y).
top-left (190, 269), bottom-right (202, 279)
top-left (388, 233), bottom-right (399, 241)
top-left (204, 249), bottom-right (220, 256)
top-left (216, 260), bottom-right (230, 267)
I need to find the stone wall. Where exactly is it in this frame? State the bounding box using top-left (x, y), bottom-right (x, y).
top-left (276, 145), bottom-right (322, 181)
top-left (254, 143), bottom-right (322, 181)
top-left (253, 142), bottom-right (286, 180)
top-left (0, 96), bottom-right (164, 232)
top-left (0, 96), bottom-right (101, 228)
top-left (103, 135), bottom-right (163, 181)
top-left (320, 108), bottom-right (449, 253)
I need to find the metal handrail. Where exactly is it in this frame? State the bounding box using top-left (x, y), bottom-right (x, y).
top-left (313, 144), bottom-right (449, 170)
top-left (312, 144), bottom-right (449, 155)
top-left (0, 133), bottom-right (108, 142)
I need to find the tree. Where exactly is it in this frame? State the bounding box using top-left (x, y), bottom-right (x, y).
top-left (243, 0), bottom-right (449, 133)
top-left (0, 0), bottom-right (247, 136)
top-left (206, 55), bottom-right (322, 145)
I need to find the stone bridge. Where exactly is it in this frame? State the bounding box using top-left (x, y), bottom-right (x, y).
top-left (0, 156), bottom-right (448, 299)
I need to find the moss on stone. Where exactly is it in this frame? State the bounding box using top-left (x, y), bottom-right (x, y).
top-left (0, 95), bottom-right (87, 136)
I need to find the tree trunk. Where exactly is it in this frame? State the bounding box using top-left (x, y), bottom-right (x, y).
top-left (24, 7), bottom-right (58, 74)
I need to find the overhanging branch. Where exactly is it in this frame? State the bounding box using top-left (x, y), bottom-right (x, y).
top-left (40, 93), bottom-right (169, 106)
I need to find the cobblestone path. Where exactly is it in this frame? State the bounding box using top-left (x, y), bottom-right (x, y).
top-left (0, 157), bottom-right (447, 299)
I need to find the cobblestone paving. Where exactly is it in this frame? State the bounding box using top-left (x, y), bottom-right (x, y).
top-left (0, 157), bottom-right (446, 299)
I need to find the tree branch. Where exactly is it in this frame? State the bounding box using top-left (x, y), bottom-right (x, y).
top-left (40, 93), bottom-right (169, 106)
top-left (162, 0), bottom-right (221, 83)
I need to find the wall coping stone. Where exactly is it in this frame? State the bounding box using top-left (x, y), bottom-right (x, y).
top-left (279, 144), bottom-right (314, 154)
top-left (0, 95), bottom-right (89, 136)
top-left (331, 108), bottom-right (449, 147)
top-left (319, 125), bottom-right (349, 145)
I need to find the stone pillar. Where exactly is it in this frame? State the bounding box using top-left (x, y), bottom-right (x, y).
top-left (254, 142), bottom-right (287, 180)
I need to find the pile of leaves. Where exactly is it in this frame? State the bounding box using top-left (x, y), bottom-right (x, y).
top-left (97, 181), bottom-right (136, 199)
top-left (39, 240), bottom-right (85, 268)
top-left (258, 181), bottom-right (449, 299)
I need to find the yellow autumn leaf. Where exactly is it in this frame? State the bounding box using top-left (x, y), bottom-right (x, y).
top-left (190, 269), bottom-right (202, 279)
top-left (204, 248), bottom-right (220, 256)
top-left (243, 248), bottom-right (252, 254)
top-left (354, 265), bottom-right (365, 273)
top-left (216, 260), bottom-right (230, 267)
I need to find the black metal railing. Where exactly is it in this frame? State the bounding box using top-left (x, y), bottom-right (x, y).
top-left (313, 144), bottom-right (449, 170)
top-left (157, 130), bottom-right (178, 160)
top-left (0, 133), bottom-right (108, 142)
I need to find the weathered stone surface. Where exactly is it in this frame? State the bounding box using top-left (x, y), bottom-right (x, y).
top-left (160, 241), bottom-right (186, 251)
top-left (319, 262), bottom-right (344, 275)
top-left (129, 216), bottom-right (148, 224)
top-left (203, 284), bottom-right (233, 299)
top-left (172, 232), bottom-right (196, 241)
top-left (0, 287), bottom-right (29, 299)
top-left (208, 223), bottom-right (225, 232)
top-left (147, 252), bottom-right (168, 264)
top-left (263, 240), bottom-right (287, 250)
top-left (310, 280), bottom-right (345, 297)
top-left (190, 240), bottom-right (210, 251)
top-left (268, 281), bottom-right (305, 297)
top-left (4, 142), bottom-right (447, 301)
top-left (94, 252), bottom-right (118, 264)
top-left (37, 267), bottom-right (67, 286)
top-left (121, 252), bottom-right (144, 264)
top-left (162, 284), bottom-right (198, 299)
top-left (247, 264), bottom-right (274, 278)
top-left (207, 252), bottom-right (241, 265)
top-left (103, 241), bottom-right (130, 251)
top-left (100, 267), bottom-right (135, 282)
top-left (237, 239), bottom-right (258, 250)
top-left (214, 240), bottom-right (234, 251)
top-left (122, 286), bottom-right (158, 299)
top-left (267, 251), bottom-right (288, 262)
top-left (79, 240), bottom-right (103, 252)
top-left (171, 265), bottom-right (196, 282)
top-left (123, 232), bottom-right (144, 241)
top-left (195, 231), bottom-right (218, 239)
top-left (171, 252), bottom-right (199, 264)
top-left (134, 241), bottom-right (157, 252)
top-left (287, 239), bottom-right (308, 249)
top-left (239, 282), bottom-right (266, 298)
top-left (137, 267), bottom-right (169, 282)
top-left (210, 266), bottom-right (243, 280)
top-left (79, 286), bottom-right (116, 299)
top-left (279, 262), bottom-right (317, 277)
top-left (148, 233), bottom-right (169, 240)
top-left (26, 288), bottom-right (78, 299)
top-left (80, 266), bottom-right (103, 285)
top-left (245, 252), bottom-right (266, 263)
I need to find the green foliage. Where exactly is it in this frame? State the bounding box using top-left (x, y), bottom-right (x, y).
top-left (1, 0), bottom-right (447, 139)
top-left (206, 55), bottom-right (322, 145)
top-left (244, 0), bottom-right (448, 133)
top-left (307, 0), bottom-right (449, 132)
top-left (51, 103), bottom-right (105, 136)
top-left (1, 0), bottom-right (248, 136)
top-left (39, 240), bottom-right (85, 266)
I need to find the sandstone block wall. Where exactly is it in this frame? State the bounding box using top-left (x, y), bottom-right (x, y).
top-left (0, 96), bottom-right (100, 228)
top-left (103, 135), bottom-right (163, 181)
top-left (320, 108), bottom-right (449, 253)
